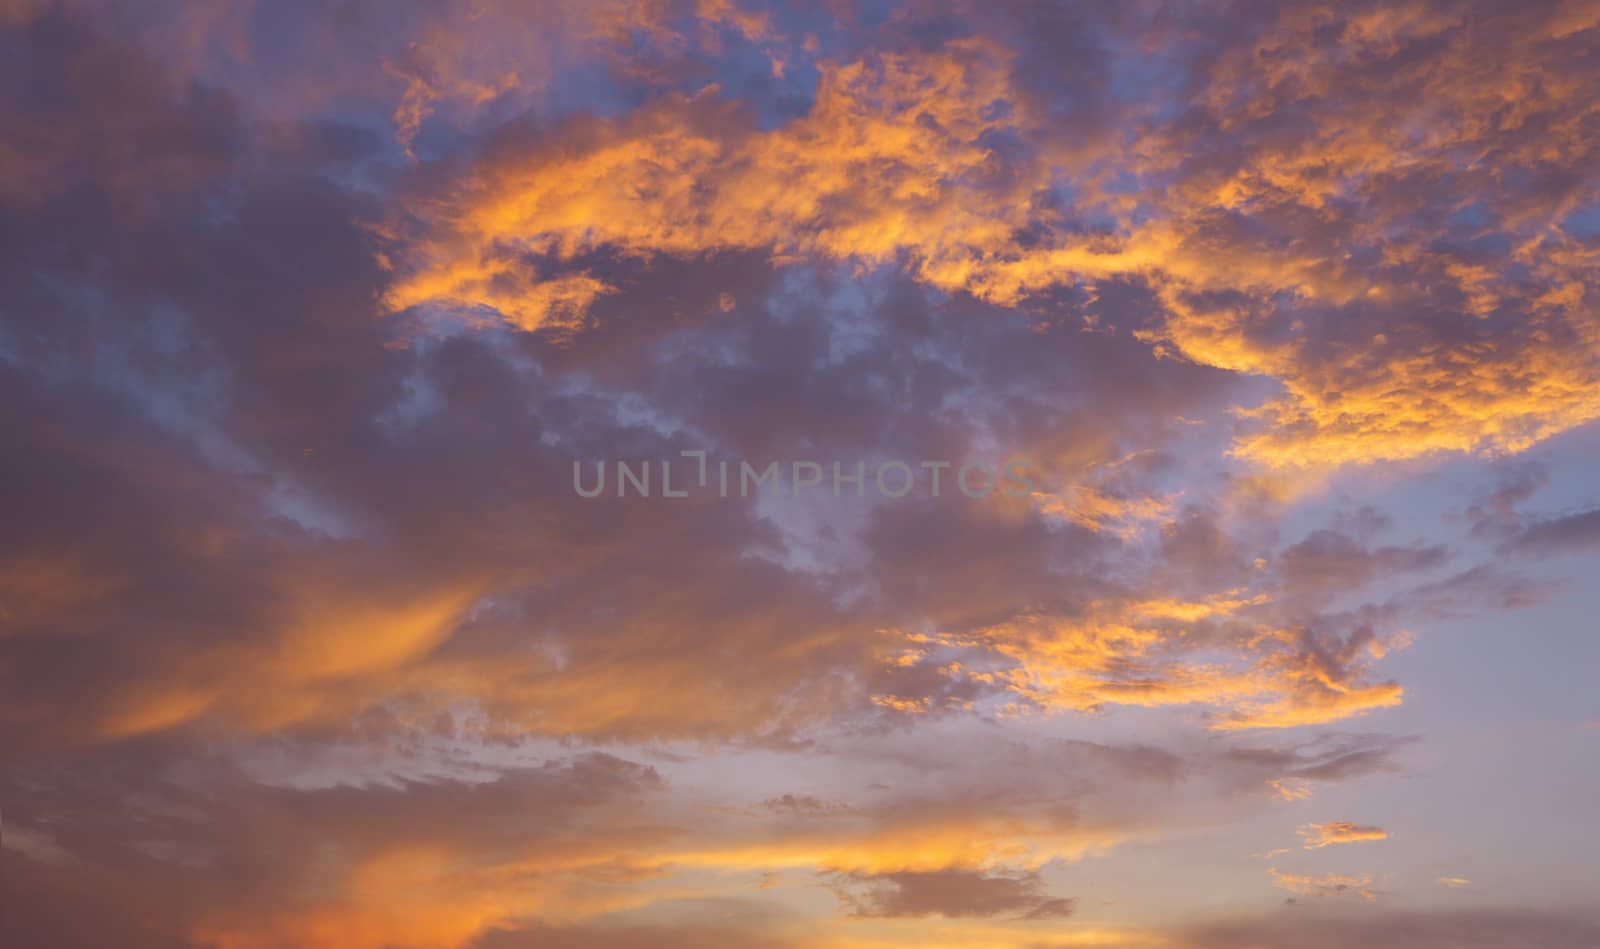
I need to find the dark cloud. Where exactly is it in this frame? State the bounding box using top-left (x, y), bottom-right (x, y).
top-left (472, 916), bottom-right (801, 949)
top-left (828, 868), bottom-right (1073, 920)
top-left (0, 744), bottom-right (671, 948)
top-left (1401, 563), bottom-right (1567, 616)
top-left (758, 794), bottom-right (853, 818)
top-left (1219, 733), bottom-right (1416, 788)
top-left (1276, 530), bottom-right (1451, 598)
top-left (1462, 461), bottom-right (1550, 538)
top-left (1502, 508), bottom-right (1600, 557)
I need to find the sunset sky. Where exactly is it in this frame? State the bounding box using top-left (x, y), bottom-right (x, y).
top-left (2, 1), bottom-right (1599, 947)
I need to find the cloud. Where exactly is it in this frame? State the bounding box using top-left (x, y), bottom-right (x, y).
top-left (1269, 868), bottom-right (1377, 901)
top-left (1502, 508), bottom-right (1600, 556)
top-left (381, 35), bottom-right (1051, 331)
top-left (0, 747), bottom-right (672, 949)
top-left (1463, 461), bottom-right (1550, 538)
top-left (472, 917), bottom-right (803, 949)
top-left (1223, 734), bottom-right (1415, 797)
top-left (1299, 821), bottom-right (1390, 849)
top-left (881, 601), bottom-right (1407, 730)
top-left (1275, 530), bottom-right (1450, 599)
top-left (1267, 779), bottom-right (1313, 802)
top-left (828, 868), bottom-right (1073, 920)
top-left (375, 0), bottom-right (1600, 470)
top-left (758, 794), bottom-right (854, 818)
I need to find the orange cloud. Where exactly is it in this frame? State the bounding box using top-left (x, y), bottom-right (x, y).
top-left (1299, 821), bottom-right (1390, 849)
top-left (889, 594), bottom-right (1405, 729)
top-left (376, 1), bottom-right (1600, 473)
top-left (1269, 868), bottom-right (1378, 901)
top-left (94, 570), bottom-right (484, 740)
top-left (1267, 778), bottom-right (1313, 802)
top-left (383, 36), bottom-right (1050, 332)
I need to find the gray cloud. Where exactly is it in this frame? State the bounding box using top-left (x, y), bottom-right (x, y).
top-left (829, 868), bottom-right (1073, 920)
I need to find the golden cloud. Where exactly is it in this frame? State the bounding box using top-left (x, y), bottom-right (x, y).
top-left (1299, 821), bottom-right (1390, 849)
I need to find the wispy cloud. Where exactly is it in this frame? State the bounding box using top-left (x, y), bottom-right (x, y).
top-left (1300, 821), bottom-right (1390, 849)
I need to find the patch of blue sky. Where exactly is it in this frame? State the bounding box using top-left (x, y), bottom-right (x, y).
top-left (1561, 200), bottom-right (1600, 239)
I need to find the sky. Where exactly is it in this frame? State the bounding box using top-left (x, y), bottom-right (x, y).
top-left (1, 1), bottom-right (1599, 947)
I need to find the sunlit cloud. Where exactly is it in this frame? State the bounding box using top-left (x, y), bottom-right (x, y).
top-left (1270, 868), bottom-right (1379, 901)
top-left (1299, 821), bottom-right (1390, 849)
